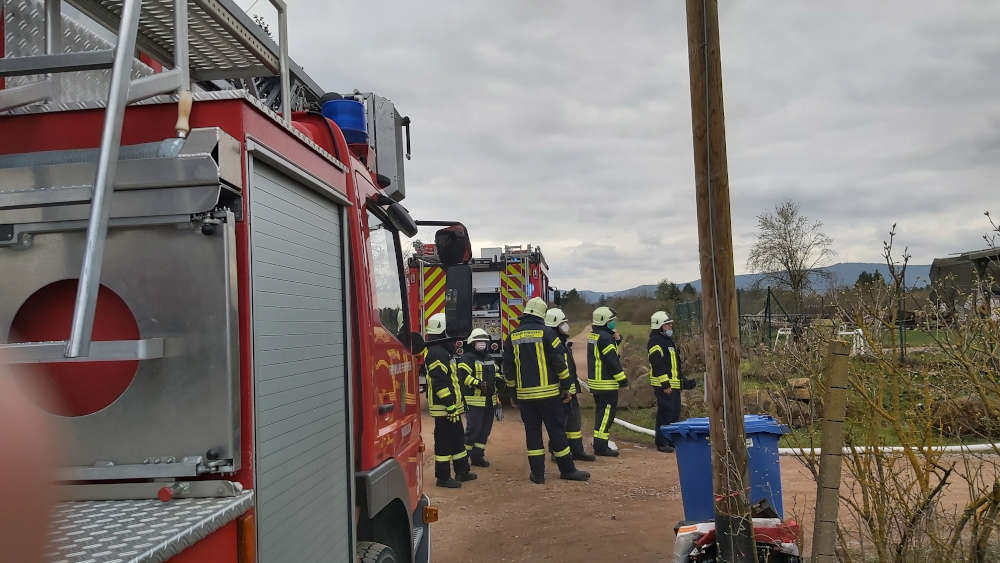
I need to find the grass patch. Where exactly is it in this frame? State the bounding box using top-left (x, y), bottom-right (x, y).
top-left (889, 328), bottom-right (944, 347)
top-left (613, 321), bottom-right (651, 346)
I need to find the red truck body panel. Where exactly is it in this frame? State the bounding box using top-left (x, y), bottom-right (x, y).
top-left (0, 96), bottom-right (425, 558)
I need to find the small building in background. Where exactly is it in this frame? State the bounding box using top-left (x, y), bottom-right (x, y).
top-left (930, 248), bottom-right (1000, 314)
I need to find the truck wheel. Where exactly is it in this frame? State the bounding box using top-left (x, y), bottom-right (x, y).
top-left (358, 541), bottom-right (398, 563)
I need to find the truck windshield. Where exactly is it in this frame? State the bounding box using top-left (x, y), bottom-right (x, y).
top-left (366, 210), bottom-right (406, 338)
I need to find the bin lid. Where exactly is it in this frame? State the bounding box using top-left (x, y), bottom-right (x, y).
top-left (661, 415), bottom-right (788, 438)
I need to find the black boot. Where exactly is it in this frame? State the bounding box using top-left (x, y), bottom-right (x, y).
top-left (528, 454), bottom-right (545, 484)
top-left (657, 444), bottom-right (675, 453)
top-left (555, 453), bottom-right (590, 481)
top-left (570, 438), bottom-right (596, 461)
top-left (436, 478), bottom-right (461, 488)
top-left (560, 470), bottom-right (591, 481)
top-left (594, 438), bottom-right (619, 457)
top-left (471, 457), bottom-right (490, 468)
top-left (453, 456), bottom-right (476, 481)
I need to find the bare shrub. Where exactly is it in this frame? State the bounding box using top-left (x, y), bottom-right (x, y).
top-left (758, 223), bottom-right (1000, 561)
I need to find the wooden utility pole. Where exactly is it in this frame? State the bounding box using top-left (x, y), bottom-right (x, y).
top-left (684, 1), bottom-right (756, 562)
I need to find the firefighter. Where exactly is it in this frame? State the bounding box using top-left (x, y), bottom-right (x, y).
top-left (423, 313), bottom-right (477, 488)
top-left (503, 297), bottom-right (591, 484)
top-left (544, 307), bottom-right (596, 462)
top-left (458, 328), bottom-right (498, 467)
top-left (587, 306), bottom-right (628, 457)
top-left (649, 311), bottom-right (683, 453)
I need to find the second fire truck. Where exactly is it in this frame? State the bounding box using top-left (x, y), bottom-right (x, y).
top-left (408, 244), bottom-right (549, 367)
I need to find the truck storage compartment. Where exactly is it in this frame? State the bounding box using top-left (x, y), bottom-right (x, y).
top-left (0, 130), bottom-right (241, 480)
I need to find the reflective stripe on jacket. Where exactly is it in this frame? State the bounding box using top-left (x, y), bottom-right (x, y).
top-left (457, 353), bottom-right (499, 407)
top-left (587, 326), bottom-right (626, 390)
top-left (502, 315), bottom-right (570, 400)
top-left (648, 331), bottom-right (681, 389)
top-left (424, 344), bottom-right (464, 416)
top-left (554, 334), bottom-right (579, 394)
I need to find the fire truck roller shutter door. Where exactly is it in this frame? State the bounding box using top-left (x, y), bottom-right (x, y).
top-left (249, 160), bottom-right (351, 562)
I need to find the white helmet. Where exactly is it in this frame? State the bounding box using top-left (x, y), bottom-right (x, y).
top-left (466, 328), bottom-right (490, 344)
top-left (651, 311), bottom-right (672, 330)
top-left (426, 313), bottom-right (446, 335)
top-left (544, 308), bottom-right (567, 328)
top-left (523, 296), bottom-right (548, 319)
top-left (592, 306), bottom-right (616, 327)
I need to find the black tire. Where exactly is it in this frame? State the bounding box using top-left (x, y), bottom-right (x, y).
top-left (358, 541), bottom-right (398, 563)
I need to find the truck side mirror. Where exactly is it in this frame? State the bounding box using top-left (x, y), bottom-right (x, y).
top-left (553, 290), bottom-right (563, 306)
top-left (435, 224), bottom-right (471, 267)
top-left (444, 264), bottom-right (473, 339)
top-left (387, 202), bottom-right (418, 237)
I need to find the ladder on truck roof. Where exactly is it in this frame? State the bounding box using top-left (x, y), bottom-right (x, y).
top-left (0, 0), bottom-right (311, 361)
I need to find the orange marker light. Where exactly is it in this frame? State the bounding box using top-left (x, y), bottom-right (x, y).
top-left (423, 505), bottom-right (439, 524)
top-left (238, 512), bottom-right (256, 563)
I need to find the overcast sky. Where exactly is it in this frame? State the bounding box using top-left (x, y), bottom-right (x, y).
top-left (240, 1), bottom-right (1000, 292)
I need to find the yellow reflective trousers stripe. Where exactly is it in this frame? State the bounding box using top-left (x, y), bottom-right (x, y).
top-left (553, 446), bottom-right (571, 458)
top-left (527, 449), bottom-right (545, 456)
top-left (594, 405), bottom-right (612, 439)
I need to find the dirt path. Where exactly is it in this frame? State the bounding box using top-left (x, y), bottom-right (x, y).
top-left (421, 410), bottom-right (685, 562)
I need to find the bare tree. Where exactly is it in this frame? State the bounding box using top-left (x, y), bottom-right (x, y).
top-left (747, 199), bottom-right (835, 311)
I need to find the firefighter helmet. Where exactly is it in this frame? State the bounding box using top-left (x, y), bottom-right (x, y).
top-left (592, 306), bottom-right (617, 327)
top-left (466, 328), bottom-right (490, 344)
top-left (523, 297), bottom-right (548, 319)
top-left (650, 310), bottom-right (672, 330)
top-left (545, 308), bottom-right (568, 328)
top-left (426, 313), bottom-right (447, 335)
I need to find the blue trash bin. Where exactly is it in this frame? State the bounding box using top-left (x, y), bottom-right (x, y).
top-left (662, 415), bottom-right (789, 522)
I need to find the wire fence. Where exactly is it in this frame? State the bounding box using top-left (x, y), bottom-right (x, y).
top-left (674, 288), bottom-right (915, 352)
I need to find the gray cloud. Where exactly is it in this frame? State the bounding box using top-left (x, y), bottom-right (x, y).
top-left (242, 0), bottom-right (1000, 291)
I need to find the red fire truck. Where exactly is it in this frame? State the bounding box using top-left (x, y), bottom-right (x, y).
top-left (0, 1), bottom-right (473, 561)
top-left (408, 243), bottom-right (548, 367)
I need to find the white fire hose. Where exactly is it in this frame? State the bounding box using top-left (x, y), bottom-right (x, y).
top-left (610, 416), bottom-right (1000, 456)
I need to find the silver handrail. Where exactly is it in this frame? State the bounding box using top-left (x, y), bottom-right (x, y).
top-left (274, 0), bottom-right (290, 125)
top-left (65, 0), bottom-right (143, 358)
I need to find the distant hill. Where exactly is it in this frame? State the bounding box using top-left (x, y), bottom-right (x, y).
top-left (576, 262), bottom-right (931, 304)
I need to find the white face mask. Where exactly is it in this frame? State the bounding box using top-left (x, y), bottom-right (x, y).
top-left (664, 328), bottom-right (673, 338)
top-left (558, 322), bottom-right (570, 335)
top-left (474, 341), bottom-right (487, 352)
